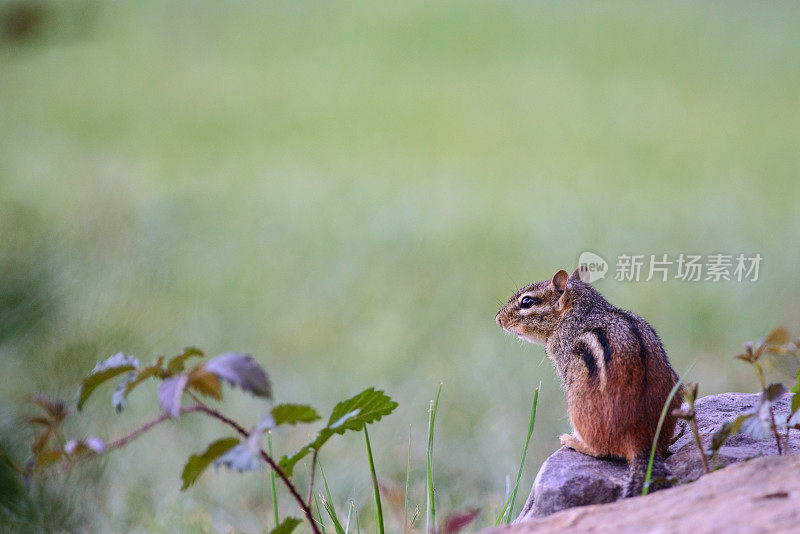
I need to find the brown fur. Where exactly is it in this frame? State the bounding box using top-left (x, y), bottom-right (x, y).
top-left (496, 267), bottom-right (682, 493)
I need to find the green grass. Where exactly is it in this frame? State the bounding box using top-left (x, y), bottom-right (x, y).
top-left (497, 383), bottom-right (540, 524)
top-left (1, 0), bottom-right (800, 531)
top-left (426, 383), bottom-right (442, 534)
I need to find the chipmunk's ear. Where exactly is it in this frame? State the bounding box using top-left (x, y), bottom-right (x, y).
top-left (570, 264), bottom-right (589, 282)
top-left (552, 269), bottom-right (571, 312)
top-left (551, 269), bottom-right (568, 293)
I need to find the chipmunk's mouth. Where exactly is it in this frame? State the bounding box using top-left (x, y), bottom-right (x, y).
top-left (515, 330), bottom-right (547, 346)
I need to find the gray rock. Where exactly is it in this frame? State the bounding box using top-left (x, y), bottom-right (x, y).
top-left (667, 391), bottom-right (798, 483)
top-left (515, 391), bottom-right (800, 522)
top-left (513, 447), bottom-right (628, 522)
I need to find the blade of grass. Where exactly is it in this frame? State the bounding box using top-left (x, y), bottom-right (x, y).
top-left (506, 383), bottom-right (539, 523)
top-left (642, 361), bottom-right (696, 496)
top-left (314, 493), bottom-right (327, 534)
top-left (404, 424), bottom-right (412, 534)
top-left (364, 427), bottom-right (384, 534)
top-left (320, 462), bottom-right (346, 534)
top-left (322, 497), bottom-right (346, 534)
top-left (426, 382), bottom-right (442, 534)
top-left (268, 431), bottom-right (279, 529)
top-left (345, 501), bottom-right (353, 534)
top-left (494, 476), bottom-right (512, 526)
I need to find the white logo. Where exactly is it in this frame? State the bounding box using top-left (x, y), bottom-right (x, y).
top-left (577, 251), bottom-right (608, 283)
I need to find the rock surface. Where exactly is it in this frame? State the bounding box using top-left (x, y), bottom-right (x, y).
top-left (484, 454), bottom-right (800, 534)
top-left (667, 391), bottom-right (797, 482)
top-left (513, 392), bottom-right (799, 521)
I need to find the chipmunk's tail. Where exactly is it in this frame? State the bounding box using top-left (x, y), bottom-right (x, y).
top-left (623, 452), bottom-right (648, 498)
top-left (623, 452), bottom-right (672, 498)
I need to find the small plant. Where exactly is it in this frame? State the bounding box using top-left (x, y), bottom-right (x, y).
top-left (22, 348), bottom-right (398, 534)
top-left (671, 383), bottom-right (710, 474)
top-left (710, 327), bottom-right (800, 458)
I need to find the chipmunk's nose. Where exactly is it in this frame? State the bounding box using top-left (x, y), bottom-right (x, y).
top-left (495, 313), bottom-right (503, 327)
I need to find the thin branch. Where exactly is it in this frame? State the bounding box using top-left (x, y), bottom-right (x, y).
top-left (689, 416), bottom-right (710, 474)
top-left (190, 404), bottom-right (320, 534)
top-left (105, 411), bottom-right (174, 451)
top-left (38, 407), bottom-right (203, 477)
top-left (307, 450), bottom-right (319, 509)
top-left (768, 404), bottom-right (783, 455)
top-left (35, 403), bottom-right (320, 534)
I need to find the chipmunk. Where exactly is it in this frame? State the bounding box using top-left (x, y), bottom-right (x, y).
top-left (495, 266), bottom-right (682, 497)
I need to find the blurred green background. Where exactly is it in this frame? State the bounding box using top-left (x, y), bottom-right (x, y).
top-left (1, 0), bottom-right (799, 531)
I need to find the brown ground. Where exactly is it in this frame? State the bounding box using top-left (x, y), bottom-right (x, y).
top-left (482, 454), bottom-right (800, 534)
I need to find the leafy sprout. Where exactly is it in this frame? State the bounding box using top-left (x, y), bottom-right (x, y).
top-left (22, 348), bottom-right (398, 534)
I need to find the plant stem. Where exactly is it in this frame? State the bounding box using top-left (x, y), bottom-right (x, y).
top-left (307, 450), bottom-right (319, 509)
top-left (785, 424), bottom-right (791, 454)
top-left (268, 431), bottom-right (279, 528)
top-left (364, 427), bottom-right (384, 534)
top-left (689, 417), bottom-right (710, 474)
top-left (768, 404), bottom-right (783, 455)
top-left (404, 425), bottom-right (411, 534)
top-left (37, 402), bottom-right (320, 533)
top-left (104, 411), bottom-right (174, 451)
top-left (190, 404), bottom-right (321, 534)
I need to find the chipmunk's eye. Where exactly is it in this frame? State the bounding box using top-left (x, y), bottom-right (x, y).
top-left (520, 296), bottom-right (540, 309)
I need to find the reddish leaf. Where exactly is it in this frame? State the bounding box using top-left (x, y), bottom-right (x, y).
top-left (440, 508), bottom-right (481, 534)
top-left (765, 327), bottom-right (790, 345)
top-left (187, 366), bottom-right (222, 400)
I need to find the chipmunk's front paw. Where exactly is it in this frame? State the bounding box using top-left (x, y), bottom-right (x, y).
top-left (559, 433), bottom-right (580, 450)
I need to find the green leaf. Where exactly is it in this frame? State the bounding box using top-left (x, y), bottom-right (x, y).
top-left (166, 347), bottom-right (204, 376)
top-left (710, 414), bottom-right (751, 452)
top-left (181, 437), bottom-right (239, 490)
top-left (792, 367), bottom-right (800, 395)
top-left (271, 404), bottom-right (321, 426)
top-left (78, 353), bottom-right (140, 411)
top-left (279, 388), bottom-right (398, 477)
top-left (326, 388), bottom-right (397, 430)
top-left (792, 393), bottom-right (800, 415)
top-left (269, 517), bottom-right (302, 534)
